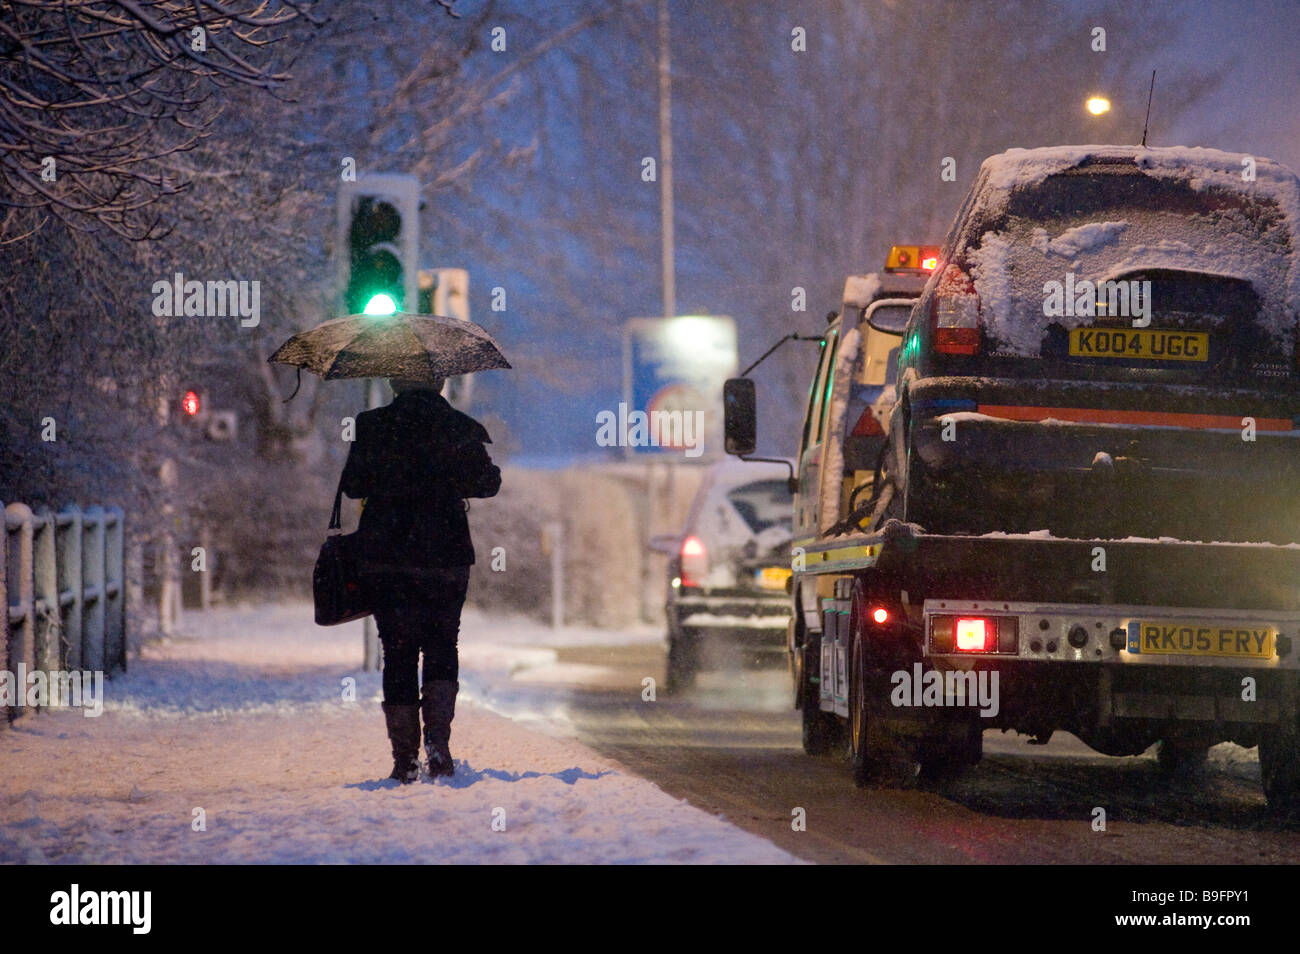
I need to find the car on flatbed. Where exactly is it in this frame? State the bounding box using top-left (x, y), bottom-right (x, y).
top-left (726, 145), bottom-right (1300, 811)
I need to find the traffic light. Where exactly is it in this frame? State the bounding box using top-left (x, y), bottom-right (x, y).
top-left (337, 174), bottom-right (419, 317)
top-left (418, 268), bottom-right (474, 408)
top-left (176, 388), bottom-right (236, 440)
top-left (179, 388), bottom-right (207, 426)
top-left (346, 196), bottom-right (403, 316)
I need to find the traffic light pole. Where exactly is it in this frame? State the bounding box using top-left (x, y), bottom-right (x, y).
top-left (338, 174), bottom-right (418, 672)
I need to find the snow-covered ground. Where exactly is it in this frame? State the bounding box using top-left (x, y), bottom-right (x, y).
top-left (0, 602), bottom-right (800, 864)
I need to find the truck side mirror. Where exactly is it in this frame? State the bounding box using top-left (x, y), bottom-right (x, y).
top-left (647, 533), bottom-right (682, 554)
top-left (723, 377), bottom-right (756, 456)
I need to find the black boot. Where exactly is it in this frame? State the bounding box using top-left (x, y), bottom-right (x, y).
top-left (382, 702), bottom-right (421, 783)
top-left (421, 680), bottom-right (458, 777)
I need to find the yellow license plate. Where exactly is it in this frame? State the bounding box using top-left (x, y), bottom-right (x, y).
top-left (757, 566), bottom-right (792, 590)
top-left (1128, 621), bottom-right (1273, 658)
top-left (1069, 328), bottom-right (1208, 362)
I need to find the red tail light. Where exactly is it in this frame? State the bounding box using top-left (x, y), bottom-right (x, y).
top-left (680, 535), bottom-right (707, 587)
top-left (954, 618), bottom-right (991, 651)
top-left (930, 614), bottom-right (1019, 653)
top-left (931, 264), bottom-right (981, 356)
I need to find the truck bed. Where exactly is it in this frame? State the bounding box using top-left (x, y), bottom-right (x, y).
top-left (799, 523), bottom-right (1300, 613)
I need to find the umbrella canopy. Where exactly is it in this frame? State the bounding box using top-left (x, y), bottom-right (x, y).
top-left (268, 312), bottom-right (511, 382)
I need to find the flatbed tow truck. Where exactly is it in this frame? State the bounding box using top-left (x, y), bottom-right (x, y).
top-left (724, 151), bottom-right (1300, 814)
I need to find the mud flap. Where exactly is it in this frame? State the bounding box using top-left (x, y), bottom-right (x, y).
top-left (820, 589), bottom-right (851, 716)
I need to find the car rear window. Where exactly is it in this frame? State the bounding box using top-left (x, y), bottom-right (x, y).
top-left (725, 480), bottom-right (793, 534)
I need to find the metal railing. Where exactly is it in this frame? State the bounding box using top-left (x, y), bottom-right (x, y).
top-left (2, 503), bottom-right (126, 724)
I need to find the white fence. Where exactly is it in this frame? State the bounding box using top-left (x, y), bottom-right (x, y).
top-left (2, 503), bottom-right (126, 725)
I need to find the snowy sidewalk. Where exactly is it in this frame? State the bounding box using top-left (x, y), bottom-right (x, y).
top-left (0, 602), bottom-right (799, 864)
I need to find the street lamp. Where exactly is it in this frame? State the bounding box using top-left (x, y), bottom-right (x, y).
top-left (1086, 96), bottom-right (1111, 116)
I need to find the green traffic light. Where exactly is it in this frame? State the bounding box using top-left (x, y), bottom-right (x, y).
top-left (363, 293), bottom-right (398, 316)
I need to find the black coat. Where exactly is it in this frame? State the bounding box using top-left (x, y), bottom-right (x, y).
top-left (340, 390), bottom-right (500, 570)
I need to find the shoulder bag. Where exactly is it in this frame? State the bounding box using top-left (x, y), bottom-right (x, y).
top-left (313, 473), bottom-right (372, 625)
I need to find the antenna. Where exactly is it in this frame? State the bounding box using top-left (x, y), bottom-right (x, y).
top-left (1140, 69), bottom-right (1156, 147)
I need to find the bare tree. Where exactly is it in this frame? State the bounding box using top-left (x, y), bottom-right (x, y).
top-left (0, 0), bottom-right (330, 244)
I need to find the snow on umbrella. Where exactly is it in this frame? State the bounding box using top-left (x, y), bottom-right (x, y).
top-left (268, 312), bottom-right (512, 385)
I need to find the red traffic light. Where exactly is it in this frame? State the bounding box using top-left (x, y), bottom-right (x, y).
top-left (182, 390), bottom-right (201, 417)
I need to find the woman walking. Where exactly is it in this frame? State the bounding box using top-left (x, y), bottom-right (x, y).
top-left (340, 376), bottom-right (501, 782)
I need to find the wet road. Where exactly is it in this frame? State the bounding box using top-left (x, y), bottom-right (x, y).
top-left (467, 641), bottom-right (1300, 864)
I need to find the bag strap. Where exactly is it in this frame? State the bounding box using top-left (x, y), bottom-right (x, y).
top-left (329, 471), bottom-right (345, 531)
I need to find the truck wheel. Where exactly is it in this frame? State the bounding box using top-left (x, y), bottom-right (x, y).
top-left (665, 628), bottom-right (698, 693)
top-left (917, 724), bottom-right (982, 788)
top-left (801, 634), bottom-right (837, 756)
top-left (1155, 738), bottom-right (1209, 780)
top-left (848, 631), bottom-right (881, 785)
top-left (1260, 719), bottom-right (1300, 815)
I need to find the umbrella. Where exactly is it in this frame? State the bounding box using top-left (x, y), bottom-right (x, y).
top-left (268, 312), bottom-right (511, 397)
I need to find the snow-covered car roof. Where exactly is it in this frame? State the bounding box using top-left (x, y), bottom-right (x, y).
top-left (979, 144), bottom-right (1299, 199)
top-left (958, 145), bottom-right (1300, 355)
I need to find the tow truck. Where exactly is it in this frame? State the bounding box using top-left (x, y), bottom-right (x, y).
top-left (797, 245), bottom-right (938, 532)
top-left (724, 151), bottom-right (1300, 813)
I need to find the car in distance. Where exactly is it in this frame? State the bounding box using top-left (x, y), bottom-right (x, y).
top-left (650, 459), bottom-right (795, 691)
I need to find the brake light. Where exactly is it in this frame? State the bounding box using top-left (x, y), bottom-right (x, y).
top-left (954, 618), bottom-right (990, 651)
top-left (930, 264), bottom-right (981, 356)
top-left (930, 614), bottom-right (1019, 653)
top-left (680, 535), bottom-right (707, 588)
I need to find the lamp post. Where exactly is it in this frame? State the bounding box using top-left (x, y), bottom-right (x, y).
top-left (658, 0), bottom-right (675, 319)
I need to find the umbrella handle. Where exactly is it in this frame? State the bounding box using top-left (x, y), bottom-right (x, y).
top-left (283, 366), bottom-right (302, 403)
